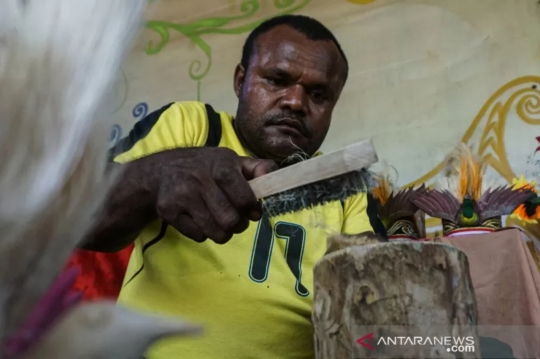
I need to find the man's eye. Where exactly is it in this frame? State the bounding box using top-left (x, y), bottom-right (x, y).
top-left (311, 91), bottom-right (328, 101)
top-left (268, 77), bottom-right (285, 86)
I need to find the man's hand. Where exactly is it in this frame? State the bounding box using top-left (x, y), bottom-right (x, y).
top-left (140, 147), bottom-right (277, 244)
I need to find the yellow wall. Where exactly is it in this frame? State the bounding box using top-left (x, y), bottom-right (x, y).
top-left (110, 0), bottom-right (540, 235)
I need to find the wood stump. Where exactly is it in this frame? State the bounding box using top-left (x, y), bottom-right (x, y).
top-left (312, 237), bottom-right (481, 359)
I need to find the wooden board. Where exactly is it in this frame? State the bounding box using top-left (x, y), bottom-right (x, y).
top-left (248, 138), bottom-right (378, 199)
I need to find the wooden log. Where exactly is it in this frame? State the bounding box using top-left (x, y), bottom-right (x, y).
top-left (312, 235), bottom-right (481, 359)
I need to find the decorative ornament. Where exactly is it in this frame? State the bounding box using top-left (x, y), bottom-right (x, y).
top-left (409, 144), bottom-right (536, 237)
top-left (510, 175), bottom-right (540, 224)
top-left (371, 169), bottom-right (427, 241)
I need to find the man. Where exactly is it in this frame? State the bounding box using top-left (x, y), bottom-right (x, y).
top-left (85, 14), bottom-right (386, 359)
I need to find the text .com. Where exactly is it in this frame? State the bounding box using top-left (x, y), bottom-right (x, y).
top-left (447, 344), bottom-right (475, 353)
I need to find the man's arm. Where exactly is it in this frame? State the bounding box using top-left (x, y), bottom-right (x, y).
top-left (81, 160), bottom-right (157, 252)
top-left (83, 145), bottom-right (277, 253)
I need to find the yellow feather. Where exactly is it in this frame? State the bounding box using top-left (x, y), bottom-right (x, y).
top-left (370, 162), bottom-right (398, 205)
top-left (458, 151), bottom-right (468, 200)
top-left (439, 143), bottom-right (485, 201)
top-left (372, 175), bottom-right (392, 205)
top-left (512, 175), bottom-right (538, 193)
top-left (466, 148), bottom-right (484, 201)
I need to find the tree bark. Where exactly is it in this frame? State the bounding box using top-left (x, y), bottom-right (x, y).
top-left (312, 237), bottom-right (481, 359)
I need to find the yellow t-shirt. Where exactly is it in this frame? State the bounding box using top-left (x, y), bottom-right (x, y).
top-left (113, 101), bottom-right (380, 359)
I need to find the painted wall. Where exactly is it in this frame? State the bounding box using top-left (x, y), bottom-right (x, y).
top-left (109, 0), bottom-right (540, 235)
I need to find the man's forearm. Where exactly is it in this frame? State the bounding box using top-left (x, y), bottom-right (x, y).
top-left (81, 161), bottom-right (157, 252)
top-left (81, 146), bottom-right (271, 251)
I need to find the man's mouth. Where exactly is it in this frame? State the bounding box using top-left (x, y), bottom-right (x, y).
top-left (272, 119), bottom-right (305, 137)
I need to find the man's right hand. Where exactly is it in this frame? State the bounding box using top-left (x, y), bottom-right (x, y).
top-left (138, 147), bottom-right (277, 244)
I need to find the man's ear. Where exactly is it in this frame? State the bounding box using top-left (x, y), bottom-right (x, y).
top-left (233, 63), bottom-right (245, 98)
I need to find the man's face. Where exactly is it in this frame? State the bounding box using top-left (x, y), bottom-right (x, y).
top-left (233, 25), bottom-right (346, 163)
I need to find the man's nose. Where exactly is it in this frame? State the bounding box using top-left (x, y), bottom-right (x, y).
top-left (279, 85), bottom-right (307, 115)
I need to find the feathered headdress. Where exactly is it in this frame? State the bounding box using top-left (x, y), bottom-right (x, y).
top-left (370, 165), bottom-right (426, 239)
top-left (410, 143), bottom-right (536, 227)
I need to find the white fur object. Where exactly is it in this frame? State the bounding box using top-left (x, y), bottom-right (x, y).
top-left (0, 0), bottom-right (202, 357)
top-left (21, 302), bottom-right (201, 359)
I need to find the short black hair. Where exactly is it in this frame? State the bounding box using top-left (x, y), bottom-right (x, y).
top-left (240, 14), bottom-right (349, 84)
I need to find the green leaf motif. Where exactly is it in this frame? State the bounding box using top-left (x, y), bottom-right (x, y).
top-left (145, 0), bottom-right (312, 82)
